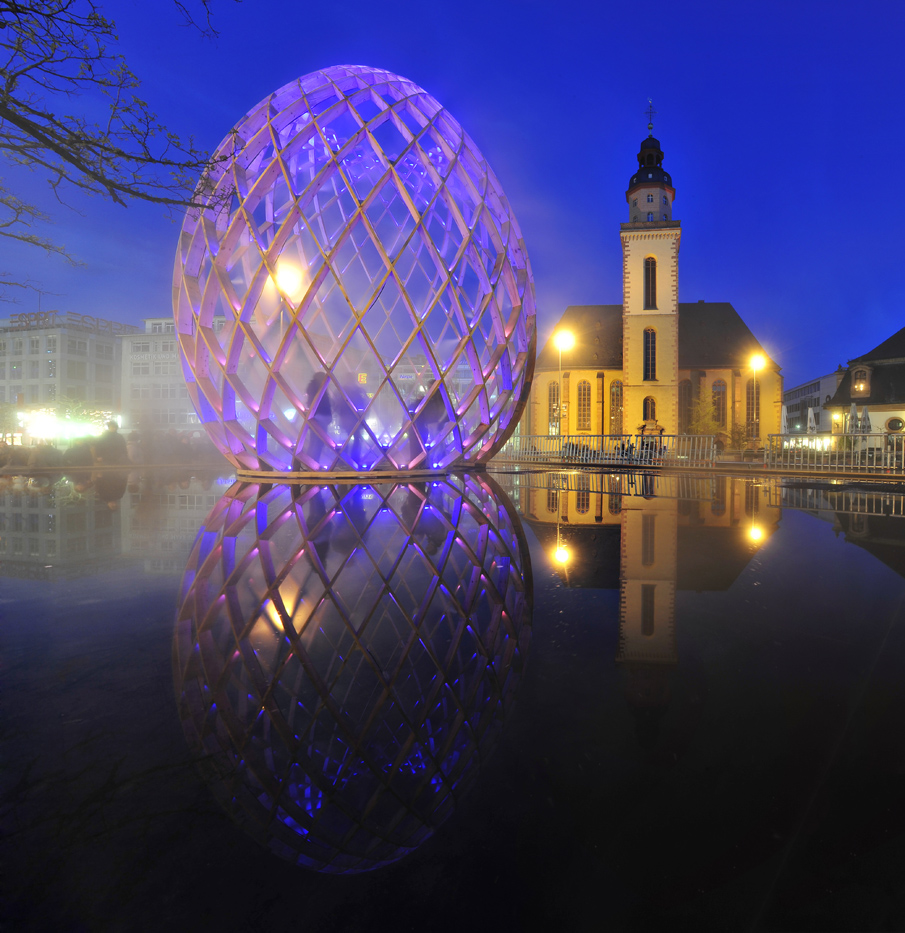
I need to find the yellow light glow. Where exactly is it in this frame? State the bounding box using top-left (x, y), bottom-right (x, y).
top-left (553, 331), bottom-right (575, 352)
top-left (750, 353), bottom-right (766, 372)
top-left (749, 526), bottom-right (764, 542)
top-left (554, 545), bottom-right (570, 564)
top-left (274, 262), bottom-right (305, 297)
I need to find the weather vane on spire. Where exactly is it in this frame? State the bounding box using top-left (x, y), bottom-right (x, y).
top-left (645, 98), bottom-right (656, 136)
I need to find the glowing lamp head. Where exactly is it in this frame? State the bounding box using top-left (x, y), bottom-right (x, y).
top-left (750, 353), bottom-right (766, 372)
top-left (274, 263), bottom-right (305, 299)
top-left (554, 331), bottom-right (575, 352)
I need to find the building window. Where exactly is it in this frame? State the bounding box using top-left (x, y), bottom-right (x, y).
top-left (0, 340), bottom-right (6, 355)
top-left (576, 380), bottom-right (591, 431)
top-left (641, 585), bottom-right (655, 636)
top-left (132, 361), bottom-right (150, 376)
top-left (610, 380), bottom-right (623, 435)
top-left (547, 489), bottom-right (558, 514)
top-left (0, 363), bottom-right (4, 379)
top-left (887, 418), bottom-right (904, 432)
top-left (46, 359), bottom-right (56, 378)
top-left (643, 258), bottom-right (657, 309)
top-left (646, 193), bottom-right (654, 203)
top-left (643, 328), bottom-right (656, 380)
top-left (642, 513), bottom-right (655, 566)
top-left (745, 481), bottom-right (759, 516)
top-left (712, 379), bottom-right (727, 427)
top-left (662, 195), bottom-right (668, 204)
top-left (632, 198), bottom-right (637, 207)
top-left (29, 337), bottom-right (40, 354)
top-left (132, 340), bottom-right (151, 353)
top-left (96, 343), bottom-right (114, 359)
top-left (576, 473), bottom-right (589, 514)
top-left (643, 396), bottom-right (656, 421)
top-left (28, 361), bottom-right (39, 379)
top-left (45, 337), bottom-right (56, 353)
top-left (711, 475), bottom-right (727, 516)
top-left (67, 338), bottom-right (87, 355)
top-left (678, 380), bottom-right (693, 433)
top-left (12, 338), bottom-right (22, 355)
top-left (662, 213), bottom-right (668, 220)
top-left (547, 381), bottom-right (560, 436)
top-left (45, 384), bottom-right (56, 401)
top-left (646, 212), bottom-right (654, 221)
top-left (746, 378), bottom-right (760, 438)
top-left (66, 360), bottom-right (87, 380)
top-left (852, 368), bottom-right (869, 395)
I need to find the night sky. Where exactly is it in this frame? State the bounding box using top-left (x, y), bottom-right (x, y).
top-left (4, 0), bottom-right (904, 389)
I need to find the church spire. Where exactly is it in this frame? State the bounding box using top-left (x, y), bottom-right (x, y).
top-left (626, 108), bottom-right (675, 224)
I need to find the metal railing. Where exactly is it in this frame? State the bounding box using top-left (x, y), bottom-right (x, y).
top-left (494, 434), bottom-right (716, 469)
top-left (765, 434), bottom-right (905, 475)
top-left (488, 468), bottom-right (718, 501)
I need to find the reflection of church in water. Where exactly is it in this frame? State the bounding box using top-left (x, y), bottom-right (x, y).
top-left (506, 471), bottom-right (781, 736)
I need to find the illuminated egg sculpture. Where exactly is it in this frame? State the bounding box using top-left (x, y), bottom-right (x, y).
top-left (173, 474), bottom-right (532, 872)
top-left (173, 65), bottom-right (536, 473)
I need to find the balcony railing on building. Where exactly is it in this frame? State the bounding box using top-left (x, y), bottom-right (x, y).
top-left (494, 434), bottom-right (716, 469)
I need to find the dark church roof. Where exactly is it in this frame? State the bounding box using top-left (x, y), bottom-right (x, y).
top-left (859, 324), bottom-right (905, 363)
top-left (536, 302), bottom-right (776, 372)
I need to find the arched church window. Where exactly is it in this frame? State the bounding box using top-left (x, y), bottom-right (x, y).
top-left (662, 213), bottom-right (667, 220)
top-left (643, 258), bottom-right (657, 310)
top-left (643, 328), bottom-right (656, 380)
top-left (662, 195), bottom-right (668, 204)
top-left (548, 381), bottom-right (560, 436)
top-left (646, 212), bottom-right (654, 221)
top-left (577, 380), bottom-right (591, 431)
top-left (632, 198), bottom-right (637, 207)
top-left (712, 379), bottom-right (727, 427)
top-left (643, 396), bottom-right (656, 421)
top-left (610, 380), bottom-right (623, 434)
top-left (647, 193), bottom-right (654, 203)
top-left (576, 472), bottom-right (590, 514)
top-left (746, 378), bottom-right (760, 438)
top-left (678, 380), bottom-right (693, 433)
top-left (547, 489), bottom-right (558, 514)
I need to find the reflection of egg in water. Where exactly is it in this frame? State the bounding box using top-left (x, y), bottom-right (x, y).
top-left (173, 64), bottom-right (536, 473)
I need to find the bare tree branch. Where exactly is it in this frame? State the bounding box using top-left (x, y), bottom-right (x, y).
top-left (0, 0), bottom-right (241, 296)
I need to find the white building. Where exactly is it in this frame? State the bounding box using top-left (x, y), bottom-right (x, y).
top-left (782, 370), bottom-right (844, 434)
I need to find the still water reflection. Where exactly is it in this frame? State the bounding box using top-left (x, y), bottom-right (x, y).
top-left (4, 467), bottom-right (905, 930)
top-left (174, 476), bottom-right (531, 872)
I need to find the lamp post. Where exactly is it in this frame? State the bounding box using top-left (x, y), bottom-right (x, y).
top-left (553, 330), bottom-right (574, 436)
top-left (750, 353), bottom-right (766, 443)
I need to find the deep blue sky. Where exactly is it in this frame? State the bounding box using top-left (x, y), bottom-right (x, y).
top-left (5, 0), bottom-right (904, 388)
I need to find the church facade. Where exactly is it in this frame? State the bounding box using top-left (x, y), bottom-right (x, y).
top-left (522, 131), bottom-right (782, 445)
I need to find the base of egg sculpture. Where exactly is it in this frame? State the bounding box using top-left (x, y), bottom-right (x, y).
top-left (173, 65), bottom-right (536, 475)
top-left (173, 473), bottom-right (532, 872)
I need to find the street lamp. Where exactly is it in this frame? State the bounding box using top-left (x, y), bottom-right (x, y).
top-left (553, 330), bottom-right (574, 435)
top-left (750, 353), bottom-right (766, 442)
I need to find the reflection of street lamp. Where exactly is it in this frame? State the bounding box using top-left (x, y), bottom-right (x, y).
top-left (553, 330), bottom-right (574, 435)
top-left (750, 353), bottom-right (766, 441)
top-left (748, 524), bottom-right (763, 543)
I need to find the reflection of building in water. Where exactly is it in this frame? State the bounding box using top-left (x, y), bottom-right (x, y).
top-left (173, 473), bottom-right (531, 873)
top-left (0, 478), bottom-right (128, 580)
top-left (510, 470), bottom-right (781, 740)
top-left (119, 475), bottom-right (232, 574)
top-left (830, 504), bottom-right (905, 579)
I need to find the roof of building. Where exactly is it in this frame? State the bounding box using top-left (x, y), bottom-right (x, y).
top-left (640, 136), bottom-right (661, 151)
top-left (536, 302), bottom-right (776, 373)
top-left (827, 363), bottom-right (905, 408)
top-left (856, 324), bottom-right (905, 363)
top-left (628, 166), bottom-right (673, 191)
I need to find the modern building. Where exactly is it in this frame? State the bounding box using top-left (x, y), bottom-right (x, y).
top-left (119, 316), bottom-right (200, 432)
top-left (826, 325), bottom-right (905, 435)
top-left (0, 310), bottom-right (134, 434)
top-left (523, 129), bottom-right (782, 445)
top-left (782, 370), bottom-right (844, 434)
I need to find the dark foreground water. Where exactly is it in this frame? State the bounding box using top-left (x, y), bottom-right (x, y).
top-left (3, 468), bottom-right (905, 932)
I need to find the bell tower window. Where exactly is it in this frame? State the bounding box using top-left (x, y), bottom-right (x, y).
top-left (647, 193), bottom-right (654, 203)
top-left (643, 258), bottom-right (657, 310)
top-left (643, 328), bottom-right (656, 380)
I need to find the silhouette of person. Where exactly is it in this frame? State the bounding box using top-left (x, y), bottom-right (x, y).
top-left (93, 421), bottom-right (129, 465)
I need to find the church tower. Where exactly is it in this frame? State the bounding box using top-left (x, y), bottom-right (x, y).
top-left (620, 110), bottom-right (681, 434)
